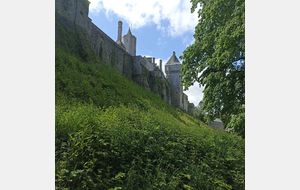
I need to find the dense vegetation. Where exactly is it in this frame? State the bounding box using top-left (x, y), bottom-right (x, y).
top-left (180, 0), bottom-right (245, 138)
top-left (55, 16), bottom-right (245, 190)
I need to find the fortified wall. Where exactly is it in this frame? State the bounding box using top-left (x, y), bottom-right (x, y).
top-left (55, 0), bottom-right (194, 116)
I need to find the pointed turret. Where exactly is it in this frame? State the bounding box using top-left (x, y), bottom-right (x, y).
top-left (126, 27), bottom-right (132, 35)
top-left (165, 51), bottom-right (181, 65)
top-left (123, 27), bottom-right (137, 56)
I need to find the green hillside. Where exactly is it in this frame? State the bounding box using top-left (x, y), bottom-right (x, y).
top-left (55, 17), bottom-right (245, 190)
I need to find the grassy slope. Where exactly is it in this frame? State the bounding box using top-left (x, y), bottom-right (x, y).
top-left (55, 17), bottom-right (245, 190)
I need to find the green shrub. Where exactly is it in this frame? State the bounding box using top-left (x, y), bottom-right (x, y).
top-left (55, 16), bottom-right (245, 190)
top-left (56, 103), bottom-right (245, 190)
top-left (227, 113), bottom-right (245, 139)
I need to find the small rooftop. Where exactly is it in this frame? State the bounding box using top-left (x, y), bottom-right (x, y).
top-left (165, 51), bottom-right (181, 65)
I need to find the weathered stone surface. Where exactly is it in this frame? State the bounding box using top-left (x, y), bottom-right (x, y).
top-left (188, 103), bottom-right (195, 116)
top-left (183, 93), bottom-right (188, 112)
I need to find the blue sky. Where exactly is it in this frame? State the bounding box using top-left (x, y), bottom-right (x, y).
top-left (88, 0), bottom-right (204, 106)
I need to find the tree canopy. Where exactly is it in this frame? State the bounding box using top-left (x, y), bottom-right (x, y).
top-left (180, 0), bottom-right (245, 136)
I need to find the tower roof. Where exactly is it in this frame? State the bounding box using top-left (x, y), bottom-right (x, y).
top-left (165, 51), bottom-right (181, 65)
top-left (123, 27), bottom-right (136, 39)
top-left (126, 27), bottom-right (132, 35)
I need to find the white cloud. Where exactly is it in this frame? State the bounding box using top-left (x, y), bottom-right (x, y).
top-left (89, 0), bottom-right (200, 37)
top-left (184, 82), bottom-right (204, 106)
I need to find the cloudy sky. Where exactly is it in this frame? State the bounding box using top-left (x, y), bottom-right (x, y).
top-left (88, 0), bottom-right (204, 106)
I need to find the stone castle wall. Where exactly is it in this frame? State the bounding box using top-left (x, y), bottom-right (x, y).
top-left (188, 103), bottom-right (195, 116)
top-left (55, 0), bottom-right (194, 116)
top-left (88, 22), bottom-right (134, 80)
top-left (56, 0), bottom-right (133, 80)
top-left (55, 0), bottom-right (91, 29)
top-left (183, 93), bottom-right (188, 112)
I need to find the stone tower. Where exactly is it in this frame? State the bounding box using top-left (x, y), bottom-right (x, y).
top-left (123, 28), bottom-right (137, 56)
top-left (116, 21), bottom-right (126, 49)
top-left (165, 51), bottom-right (183, 109)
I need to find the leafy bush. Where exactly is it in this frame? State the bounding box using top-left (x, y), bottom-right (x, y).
top-left (55, 16), bottom-right (245, 190)
top-left (56, 103), bottom-right (245, 190)
top-left (226, 113), bottom-right (245, 139)
top-left (194, 107), bottom-right (209, 125)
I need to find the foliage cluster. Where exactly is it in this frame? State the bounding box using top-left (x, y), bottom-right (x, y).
top-left (194, 106), bottom-right (209, 125)
top-left (180, 0), bottom-right (245, 137)
top-left (55, 15), bottom-right (245, 189)
top-left (226, 113), bottom-right (245, 139)
top-left (56, 101), bottom-right (245, 190)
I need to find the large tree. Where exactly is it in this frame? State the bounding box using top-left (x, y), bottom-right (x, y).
top-left (180, 0), bottom-right (245, 136)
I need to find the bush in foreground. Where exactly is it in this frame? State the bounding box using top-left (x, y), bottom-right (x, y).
top-left (55, 18), bottom-right (245, 189)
